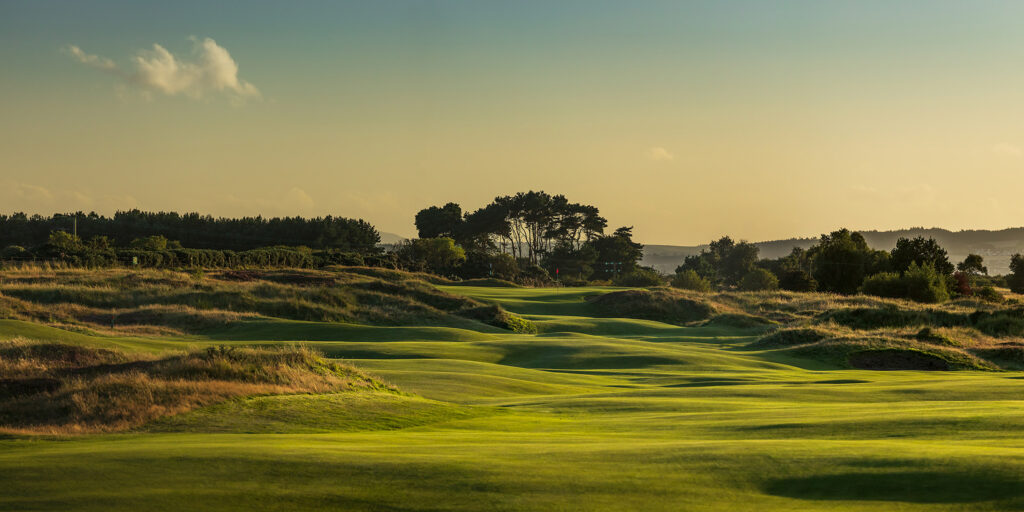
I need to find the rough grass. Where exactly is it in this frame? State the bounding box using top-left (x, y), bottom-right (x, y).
top-left (0, 339), bottom-right (389, 434)
top-left (0, 267), bottom-right (532, 336)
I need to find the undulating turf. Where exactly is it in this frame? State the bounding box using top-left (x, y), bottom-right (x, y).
top-left (2, 279), bottom-right (1024, 510)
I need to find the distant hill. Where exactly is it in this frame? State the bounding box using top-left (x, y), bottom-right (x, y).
top-left (378, 232), bottom-right (408, 245)
top-left (643, 227), bottom-right (1024, 275)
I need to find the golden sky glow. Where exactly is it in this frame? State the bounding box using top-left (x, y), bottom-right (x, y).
top-left (2, 1), bottom-right (1024, 243)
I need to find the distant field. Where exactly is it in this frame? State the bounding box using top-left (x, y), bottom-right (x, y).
top-left (2, 268), bottom-right (1024, 510)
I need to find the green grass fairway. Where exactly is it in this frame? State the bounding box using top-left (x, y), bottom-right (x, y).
top-left (3, 286), bottom-right (1024, 510)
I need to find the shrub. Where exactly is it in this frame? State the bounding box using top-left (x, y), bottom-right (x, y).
top-left (588, 289), bottom-right (715, 324)
top-left (671, 269), bottom-right (712, 292)
top-left (458, 251), bottom-right (519, 281)
top-left (861, 262), bottom-right (949, 303)
top-left (975, 286), bottom-right (1004, 304)
top-left (0, 245), bottom-right (29, 260)
top-left (739, 268), bottom-right (779, 291)
top-left (613, 267), bottom-right (663, 287)
top-left (393, 238), bottom-right (466, 275)
top-left (777, 269), bottom-right (817, 292)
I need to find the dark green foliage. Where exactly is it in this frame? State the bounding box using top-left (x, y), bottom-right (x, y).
top-left (761, 247), bottom-right (816, 291)
top-left (818, 306), bottom-right (968, 330)
top-left (777, 269), bottom-right (817, 292)
top-left (459, 203), bottom-right (512, 251)
top-left (393, 238), bottom-right (466, 276)
top-left (809, 229), bottom-right (889, 294)
top-left (739, 268), bottom-right (779, 292)
top-left (972, 309), bottom-right (1024, 337)
top-left (847, 349), bottom-right (951, 371)
top-left (670, 269), bottom-right (712, 292)
top-left (611, 267), bottom-right (663, 287)
top-left (1009, 254), bottom-right (1024, 294)
top-left (957, 254), bottom-right (987, 276)
top-left (975, 286), bottom-right (1004, 303)
top-left (414, 203), bottom-right (463, 239)
top-left (0, 211), bottom-right (380, 253)
top-left (458, 251), bottom-right (519, 281)
top-left (890, 236), bottom-right (954, 275)
top-left (861, 263), bottom-right (950, 303)
top-left (0, 245), bottom-right (28, 260)
top-left (587, 226), bottom-right (644, 280)
top-left (676, 236), bottom-right (759, 286)
top-left (588, 289), bottom-right (715, 325)
top-left (543, 243), bottom-right (597, 281)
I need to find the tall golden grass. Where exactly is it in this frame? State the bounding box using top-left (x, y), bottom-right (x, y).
top-left (0, 339), bottom-right (390, 434)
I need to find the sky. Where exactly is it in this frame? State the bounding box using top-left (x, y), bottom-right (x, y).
top-left (3, 1), bottom-right (1024, 245)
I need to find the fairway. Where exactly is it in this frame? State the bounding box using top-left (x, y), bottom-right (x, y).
top-left (3, 285), bottom-right (1024, 511)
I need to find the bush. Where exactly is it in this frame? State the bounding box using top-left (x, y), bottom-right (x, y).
top-left (671, 269), bottom-right (712, 292)
top-left (739, 268), bottom-right (779, 291)
top-left (393, 238), bottom-right (466, 275)
top-left (1, 245), bottom-right (29, 260)
top-left (588, 289), bottom-right (715, 324)
top-left (975, 286), bottom-right (1005, 304)
top-left (458, 251), bottom-right (519, 281)
top-left (612, 267), bottom-right (663, 287)
top-left (777, 268), bottom-right (817, 292)
top-left (861, 262), bottom-right (949, 303)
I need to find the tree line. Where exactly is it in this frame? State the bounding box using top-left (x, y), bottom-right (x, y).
top-left (0, 210), bottom-right (380, 253)
top-left (673, 228), bottom-right (1024, 302)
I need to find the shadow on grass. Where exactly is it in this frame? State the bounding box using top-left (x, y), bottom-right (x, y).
top-left (764, 471), bottom-right (1023, 503)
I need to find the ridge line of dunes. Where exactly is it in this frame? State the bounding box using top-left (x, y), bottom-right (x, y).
top-left (0, 266), bottom-right (535, 337)
top-left (589, 288), bottom-right (1024, 370)
top-left (0, 339), bottom-right (392, 434)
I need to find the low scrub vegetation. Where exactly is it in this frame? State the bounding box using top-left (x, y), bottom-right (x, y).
top-left (0, 266), bottom-right (533, 336)
top-left (588, 289), bottom-right (715, 324)
top-left (0, 340), bottom-right (388, 434)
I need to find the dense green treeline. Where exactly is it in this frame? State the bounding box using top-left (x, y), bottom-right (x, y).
top-left (0, 210), bottom-right (380, 252)
top-left (1, 231), bottom-right (396, 270)
top-left (675, 228), bottom-right (1024, 302)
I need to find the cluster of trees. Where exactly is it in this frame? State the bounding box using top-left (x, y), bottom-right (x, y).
top-left (0, 210), bottom-right (381, 253)
top-left (672, 228), bottom-right (1022, 303)
top-left (407, 191), bottom-right (650, 284)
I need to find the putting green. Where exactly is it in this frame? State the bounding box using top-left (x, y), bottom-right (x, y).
top-left (2, 286), bottom-right (1024, 511)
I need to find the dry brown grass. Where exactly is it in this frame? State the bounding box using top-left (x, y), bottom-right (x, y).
top-left (0, 338), bottom-right (390, 434)
top-left (0, 266), bottom-right (527, 335)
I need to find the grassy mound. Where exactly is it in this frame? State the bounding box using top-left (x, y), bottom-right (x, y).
top-left (817, 306), bottom-right (968, 330)
top-left (750, 328), bottom-right (829, 348)
top-left (0, 267), bottom-right (529, 335)
top-left (847, 348), bottom-right (952, 371)
top-left (587, 289), bottom-right (715, 325)
top-left (0, 339), bottom-right (389, 434)
top-left (784, 337), bottom-right (994, 371)
top-left (702, 313), bottom-right (775, 330)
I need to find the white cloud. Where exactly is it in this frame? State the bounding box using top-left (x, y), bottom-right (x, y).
top-left (64, 45), bottom-right (116, 71)
top-left (991, 143), bottom-right (1022, 157)
top-left (65, 37), bottom-right (259, 103)
top-left (645, 147), bottom-right (675, 162)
